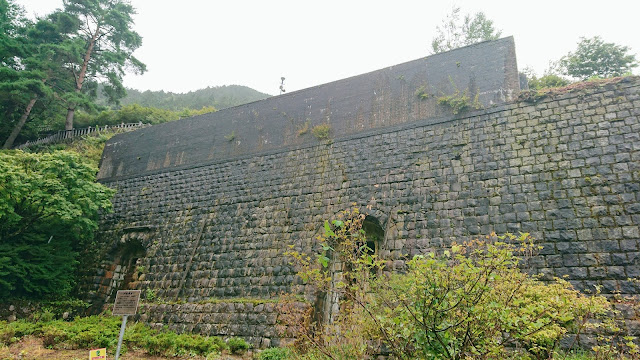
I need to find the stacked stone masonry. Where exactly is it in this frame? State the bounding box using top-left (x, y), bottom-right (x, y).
top-left (88, 77), bottom-right (640, 345)
top-left (87, 39), bottom-right (640, 346)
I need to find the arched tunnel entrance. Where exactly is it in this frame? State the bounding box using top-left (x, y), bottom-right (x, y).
top-left (319, 214), bottom-right (386, 327)
top-left (90, 233), bottom-right (148, 314)
top-left (362, 215), bottom-right (384, 257)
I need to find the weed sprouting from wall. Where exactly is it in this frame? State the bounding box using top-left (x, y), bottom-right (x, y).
top-left (414, 85), bottom-right (431, 100)
top-left (297, 120), bottom-right (311, 137)
top-left (311, 124), bottom-right (331, 140)
top-left (437, 88), bottom-right (482, 114)
top-left (224, 130), bottom-right (235, 141)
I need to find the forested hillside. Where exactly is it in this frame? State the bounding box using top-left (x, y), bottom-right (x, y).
top-left (102, 85), bottom-right (271, 111)
top-left (0, 0), bottom-right (270, 148)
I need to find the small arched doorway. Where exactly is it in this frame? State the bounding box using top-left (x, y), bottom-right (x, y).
top-left (362, 215), bottom-right (384, 256)
top-left (321, 213), bottom-right (386, 327)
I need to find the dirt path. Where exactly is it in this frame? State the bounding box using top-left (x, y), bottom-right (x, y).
top-left (0, 336), bottom-right (252, 360)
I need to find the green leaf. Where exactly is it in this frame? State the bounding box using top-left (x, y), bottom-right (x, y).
top-left (317, 255), bottom-right (330, 268)
top-left (323, 220), bottom-right (335, 238)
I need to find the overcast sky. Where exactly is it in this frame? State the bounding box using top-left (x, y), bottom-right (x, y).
top-left (16, 0), bottom-right (640, 95)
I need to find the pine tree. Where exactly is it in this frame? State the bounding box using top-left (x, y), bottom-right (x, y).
top-left (61, 0), bottom-right (146, 131)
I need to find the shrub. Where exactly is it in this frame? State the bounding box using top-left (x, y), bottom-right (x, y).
top-left (0, 151), bottom-right (115, 300)
top-left (528, 74), bottom-right (570, 90)
top-left (0, 323), bottom-right (16, 345)
top-left (311, 124), bottom-right (330, 140)
top-left (227, 337), bottom-right (250, 354)
top-left (41, 325), bottom-right (68, 348)
top-left (414, 85), bottom-right (431, 100)
top-left (32, 310), bottom-right (55, 323)
top-left (256, 347), bottom-right (293, 360)
top-left (1, 320), bottom-right (39, 340)
top-left (365, 237), bottom-right (612, 359)
top-left (67, 317), bottom-right (121, 349)
top-left (283, 208), bottom-right (618, 360)
top-left (142, 332), bottom-right (177, 356)
top-left (296, 120), bottom-right (311, 136)
top-left (437, 88), bottom-right (482, 114)
top-left (0, 314), bottom-right (228, 357)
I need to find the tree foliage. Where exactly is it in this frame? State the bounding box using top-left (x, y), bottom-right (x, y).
top-left (522, 67), bottom-right (570, 91)
top-left (0, 0), bottom-right (47, 149)
top-left (0, 8), bottom-right (80, 149)
top-left (0, 150), bottom-right (115, 299)
top-left (527, 74), bottom-right (569, 91)
top-left (73, 103), bottom-right (217, 129)
top-left (0, 0), bottom-right (27, 66)
top-left (0, 0), bottom-right (146, 146)
top-left (431, 6), bottom-right (502, 54)
top-left (60, 0), bottom-right (146, 130)
top-left (559, 36), bottom-right (638, 80)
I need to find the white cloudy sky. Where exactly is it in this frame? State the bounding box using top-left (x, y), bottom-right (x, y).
top-left (16, 0), bottom-right (640, 95)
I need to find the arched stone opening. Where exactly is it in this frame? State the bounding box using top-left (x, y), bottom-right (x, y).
top-left (102, 233), bottom-right (148, 306)
top-left (320, 213), bottom-right (387, 328)
top-left (117, 238), bottom-right (146, 290)
top-left (362, 215), bottom-right (384, 256)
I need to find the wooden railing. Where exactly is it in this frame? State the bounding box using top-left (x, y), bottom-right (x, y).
top-left (14, 122), bottom-right (150, 149)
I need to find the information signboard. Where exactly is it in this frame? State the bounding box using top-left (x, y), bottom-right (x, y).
top-left (112, 290), bottom-right (141, 316)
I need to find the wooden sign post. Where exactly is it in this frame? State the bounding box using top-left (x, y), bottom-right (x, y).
top-left (112, 290), bottom-right (141, 360)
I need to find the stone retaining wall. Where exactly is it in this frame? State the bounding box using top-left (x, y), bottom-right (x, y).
top-left (85, 39), bottom-right (640, 346)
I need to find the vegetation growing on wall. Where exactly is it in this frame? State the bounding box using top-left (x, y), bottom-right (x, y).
top-left (525, 72), bottom-right (571, 91)
top-left (29, 132), bottom-right (117, 168)
top-left (311, 124), bottom-right (331, 140)
top-left (414, 85), bottom-right (431, 100)
top-left (437, 88), bottom-right (482, 114)
top-left (296, 120), bottom-right (311, 136)
top-left (523, 36), bottom-right (637, 91)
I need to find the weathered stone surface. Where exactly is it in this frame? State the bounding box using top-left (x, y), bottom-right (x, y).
top-left (97, 37), bottom-right (519, 180)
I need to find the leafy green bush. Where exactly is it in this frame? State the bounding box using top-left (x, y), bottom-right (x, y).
top-left (0, 320), bottom-right (39, 342)
top-left (527, 73), bottom-right (570, 90)
top-left (65, 316), bottom-right (122, 349)
top-left (437, 88), bottom-right (483, 114)
top-left (365, 236), bottom-right (612, 359)
top-left (257, 347), bottom-right (293, 360)
top-left (41, 325), bottom-right (68, 348)
top-left (0, 315), bottom-right (227, 356)
top-left (0, 151), bottom-right (115, 300)
top-left (284, 208), bottom-right (622, 360)
top-left (227, 337), bottom-right (250, 354)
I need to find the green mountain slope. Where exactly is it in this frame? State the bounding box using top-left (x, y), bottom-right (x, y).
top-left (100, 85), bottom-right (271, 111)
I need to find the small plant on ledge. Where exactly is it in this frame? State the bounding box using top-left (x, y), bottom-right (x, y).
top-left (297, 120), bottom-right (311, 136)
top-left (311, 123), bottom-right (331, 140)
top-left (224, 130), bottom-right (235, 141)
top-left (437, 89), bottom-right (482, 114)
top-left (414, 85), bottom-right (431, 100)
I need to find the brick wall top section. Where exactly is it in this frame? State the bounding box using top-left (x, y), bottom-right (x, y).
top-left (98, 37), bottom-right (519, 181)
